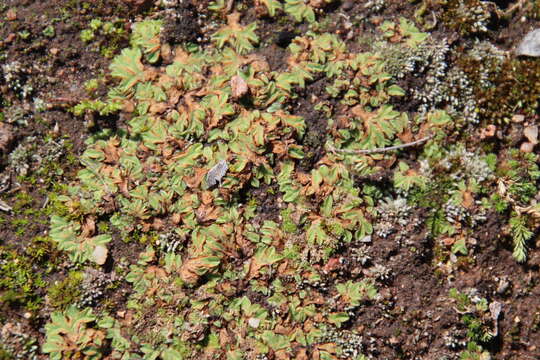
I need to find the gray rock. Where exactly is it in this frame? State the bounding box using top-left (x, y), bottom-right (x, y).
top-left (92, 245), bottom-right (108, 265)
top-left (516, 29), bottom-right (540, 57)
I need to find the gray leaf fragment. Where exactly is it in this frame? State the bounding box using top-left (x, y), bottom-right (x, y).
top-left (516, 29), bottom-right (540, 57)
top-left (206, 160), bottom-right (228, 188)
top-left (489, 301), bottom-right (502, 336)
top-left (0, 199), bottom-right (12, 212)
top-left (359, 235), bottom-right (372, 243)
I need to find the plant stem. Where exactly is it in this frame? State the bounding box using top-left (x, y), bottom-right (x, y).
top-left (327, 134), bottom-right (433, 155)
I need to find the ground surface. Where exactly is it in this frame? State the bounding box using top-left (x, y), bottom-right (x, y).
top-left (1, 0), bottom-right (540, 359)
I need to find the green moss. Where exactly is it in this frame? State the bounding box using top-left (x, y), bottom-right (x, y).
top-left (497, 150), bottom-right (540, 204)
top-left (0, 346), bottom-right (14, 360)
top-left (0, 247), bottom-right (47, 312)
top-left (47, 271), bottom-right (84, 310)
top-left (97, 221), bottom-right (110, 233)
top-left (12, 192), bottom-right (34, 211)
top-left (459, 55), bottom-right (540, 124)
top-left (43, 191), bottom-right (72, 218)
top-left (280, 209), bottom-right (298, 233)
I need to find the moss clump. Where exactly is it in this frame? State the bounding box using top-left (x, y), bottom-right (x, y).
top-left (47, 271), bottom-right (84, 309)
top-left (459, 56), bottom-right (540, 124)
top-left (280, 208), bottom-right (298, 233)
top-left (0, 247), bottom-right (47, 313)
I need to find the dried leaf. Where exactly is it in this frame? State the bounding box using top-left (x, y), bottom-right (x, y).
top-left (323, 257), bottom-right (342, 273)
top-left (184, 168), bottom-right (207, 189)
top-left (171, 213), bottom-right (182, 224)
top-left (206, 160), bottom-right (229, 188)
top-left (247, 246), bottom-right (283, 279)
top-left (201, 191), bottom-right (214, 205)
top-left (149, 102), bottom-right (168, 114)
top-left (461, 190), bottom-right (474, 209)
top-left (179, 255), bottom-right (221, 284)
top-left (81, 217), bottom-right (96, 238)
top-left (103, 138), bottom-right (121, 164)
top-left (196, 203), bottom-right (220, 223)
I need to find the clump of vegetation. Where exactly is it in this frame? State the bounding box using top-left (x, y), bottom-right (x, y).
top-left (3, 1), bottom-right (539, 358)
top-left (42, 11), bottom-right (458, 357)
top-left (414, 0), bottom-right (492, 34)
top-left (459, 56), bottom-right (540, 125)
top-left (448, 288), bottom-right (497, 359)
top-left (495, 150), bottom-right (540, 262)
top-left (0, 247), bottom-right (47, 313)
top-left (43, 306), bottom-right (105, 360)
top-left (47, 271), bottom-right (84, 310)
top-left (80, 18), bottom-right (127, 58)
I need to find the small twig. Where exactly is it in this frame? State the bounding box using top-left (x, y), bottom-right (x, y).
top-left (46, 97), bottom-right (79, 111)
top-left (327, 134), bottom-right (434, 155)
top-left (498, 0), bottom-right (527, 20)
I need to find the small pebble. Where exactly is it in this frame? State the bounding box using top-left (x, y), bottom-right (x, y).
top-left (92, 245), bottom-right (108, 265)
top-left (524, 125), bottom-right (538, 144)
top-left (248, 318), bottom-right (260, 328)
top-left (520, 142), bottom-right (534, 153)
top-left (496, 278), bottom-right (510, 294)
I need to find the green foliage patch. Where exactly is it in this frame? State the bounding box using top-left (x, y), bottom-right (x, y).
top-left (37, 8), bottom-right (533, 359)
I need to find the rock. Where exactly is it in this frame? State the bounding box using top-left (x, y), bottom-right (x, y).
top-left (231, 75), bottom-right (248, 99)
top-left (480, 124), bottom-right (496, 139)
top-left (342, 0), bottom-right (354, 11)
top-left (516, 29), bottom-right (540, 57)
top-left (359, 235), bottom-right (372, 243)
top-left (92, 245), bottom-right (108, 265)
top-left (489, 301), bottom-right (502, 336)
top-left (496, 278), bottom-right (510, 294)
top-left (520, 142), bottom-right (535, 153)
top-left (524, 125), bottom-right (538, 144)
top-left (248, 318), bottom-right (260, 328)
